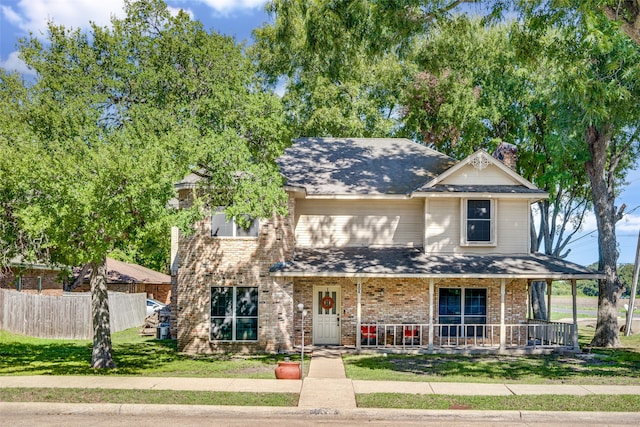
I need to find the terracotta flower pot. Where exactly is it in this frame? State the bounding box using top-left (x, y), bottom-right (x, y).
top-left (275, 361), bottom-right (301, 379)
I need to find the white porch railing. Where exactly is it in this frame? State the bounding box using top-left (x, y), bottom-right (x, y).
top-left (359, 321), bottom-right (575, 349)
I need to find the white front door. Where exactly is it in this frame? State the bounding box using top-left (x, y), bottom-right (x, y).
top-left (313, 285), bottom-right (341, 345)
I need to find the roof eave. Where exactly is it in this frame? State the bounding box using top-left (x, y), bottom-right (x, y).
top-left (270, 271), bottom-right (604, 280)
top-left (411, 191), bottom-right (549, 200)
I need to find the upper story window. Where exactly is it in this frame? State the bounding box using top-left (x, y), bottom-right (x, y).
top-left (211, 209), bottom-right (259, 238)
top-left (462, 199), bottom-right (495, 246)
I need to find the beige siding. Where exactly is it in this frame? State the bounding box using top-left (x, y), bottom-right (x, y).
top-left (440, 163), bottom-right (520, 186)
top-left (425, 198), bottom-right (459, 252)
top-left (425, 198), bottom-right (530, 254)
top-left (495, 199), bottom-right (530, 254)
top-left (295, 199), bottom-right (424, 248)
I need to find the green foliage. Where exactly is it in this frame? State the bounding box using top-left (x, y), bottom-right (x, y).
top-left (253, 0), bottom-right (413, 138)
top-left (1, 0), bottom-right (290, 271)
top-left (1, 0), bottom-right (290, 368)
top-left (577, 264), bottom-right (640, 297)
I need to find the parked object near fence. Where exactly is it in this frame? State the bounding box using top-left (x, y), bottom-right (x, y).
top-left (0, 288), bottom-right (145, 339)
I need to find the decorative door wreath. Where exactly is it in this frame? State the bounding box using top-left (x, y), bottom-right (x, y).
top-left (321, 295), bottom-right (334, 310)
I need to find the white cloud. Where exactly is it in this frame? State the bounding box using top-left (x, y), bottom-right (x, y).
top-left (167, 6), bottom-right (193, 19)
top-left (618, 212), bottom-right (640, 233)
top-left (0, 50), bottom-right (36, 76)
top-left (199, 0), bottom-right (266, 13)
top-left (1, 5), bottom-right (24, 26)
top-left (9, 0), bottom-right (126, 35)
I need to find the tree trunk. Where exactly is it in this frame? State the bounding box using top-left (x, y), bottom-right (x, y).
top-left (531, 280), bottom-right (548, 320)
top-left (585, 125), bottom-right (623, 348)
top-left (90, 256), bottom-right (115, 368)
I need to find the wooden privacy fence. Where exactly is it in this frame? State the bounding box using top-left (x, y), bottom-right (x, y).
top-left (0, 288), bottom-right (146, 340)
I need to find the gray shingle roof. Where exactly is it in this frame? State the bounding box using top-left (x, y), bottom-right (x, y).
top-left (277, 137), bottom-right (456, 195)
top-left (270, 247), bottom-right (602, 279)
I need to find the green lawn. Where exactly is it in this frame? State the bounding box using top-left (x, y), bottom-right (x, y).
top-left (344, 330), bottom-right (640, 385)
top-left (0, 328), bottom-right (308, 377)
top-left (0, 388), bottom-right (298, 407)
top-left (357, 394), bottom-right (640, 411)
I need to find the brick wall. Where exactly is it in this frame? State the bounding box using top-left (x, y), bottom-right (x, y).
top-left (291, 277), bottom-right (528, 347)
top-left (176, 195), bottom-right (296, 354)
top-left (0, 268), bottom-right (63, 296)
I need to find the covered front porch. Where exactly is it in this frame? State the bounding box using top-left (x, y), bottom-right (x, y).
top-left (359, 319), bottom-right (575, 351)
top-left (270, 248), bottom-right (603, 353)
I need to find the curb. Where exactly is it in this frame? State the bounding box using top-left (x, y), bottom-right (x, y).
top-left (2, 402), bottom-right (640, 424)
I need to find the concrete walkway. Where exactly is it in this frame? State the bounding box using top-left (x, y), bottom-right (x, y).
top-left (298, 348), bottom-right (357, 410)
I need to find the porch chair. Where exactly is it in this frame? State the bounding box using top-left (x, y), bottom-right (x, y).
top-left (361, 325), bottom-right (377, 346)
top-left (403, 324), bottom-right (419, 345)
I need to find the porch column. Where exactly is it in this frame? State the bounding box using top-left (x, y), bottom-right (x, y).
top-left (572, 279), bottom-right (579, 350)
top-left (527, 280), bottom-right (532, 320)
top-left (356, 279), bottom-right (362, 351)
top-left (428, 278), bottom-right (434, 350)
top-left (500, 279), bottom-right (506, 350)
top-left (546, 279), bottom-right (553, 321)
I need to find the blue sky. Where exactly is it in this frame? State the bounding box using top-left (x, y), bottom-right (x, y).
top-left (2, 0), bottom-right (639, 267)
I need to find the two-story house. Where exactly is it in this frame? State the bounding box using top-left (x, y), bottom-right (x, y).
top-left (174, 137), bottom-right (601, 354)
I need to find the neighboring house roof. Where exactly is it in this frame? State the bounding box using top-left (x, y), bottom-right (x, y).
top-left (277, 137), bottom-right (456, 195)
top-left (270, 248), bottom-right (603, 280)
top-left (174, 172), bottom-right (201, 190)
top-left (76, 258), bottom-right (171, 284)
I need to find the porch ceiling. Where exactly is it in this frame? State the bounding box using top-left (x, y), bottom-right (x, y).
top-left (269, 247), bottom-right (603, 280)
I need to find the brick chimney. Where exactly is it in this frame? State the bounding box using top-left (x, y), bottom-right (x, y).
top-left (493, 142), bottom-right (517, 170)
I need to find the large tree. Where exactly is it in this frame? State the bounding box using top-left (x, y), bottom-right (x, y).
top-left (4, 0), bottom-right (289, 368)
top-left (402, 17), bottom-right (595, 318)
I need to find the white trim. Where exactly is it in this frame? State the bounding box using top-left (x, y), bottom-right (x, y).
top-left (423, 198), bottom-right (429, 250)
top-left (297, 194), bottom-right (412, 200)
top-left (500, 279), bottom-right (506, 349)
top-left (210, 209), bottom-right (259, 238)
top-left (313, 285), bottom-right (341, 345)
top-left (209, 286), bottom-right (259, 342)
top-left (423, 150), bottom-right (539, 190)
top-left (460, 198), bottom-right (496, 247)
top-left (270, 271), bottom-right (603, 279)
top-left (438, 287), bottom-right (488, 338)
top-left (428, 279), bottom-right (434, 350)
top-left (415, 192), bottom-right (548, 200)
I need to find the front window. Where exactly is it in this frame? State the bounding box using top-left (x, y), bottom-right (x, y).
top-left (211, 209), bottom-right (259, 237)
top-left (462, 199), bottom-right (494, 245)
top-left (438, 288), bottom-right (487, 337)
top-left (210, 286), bottom-right (258, 341)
